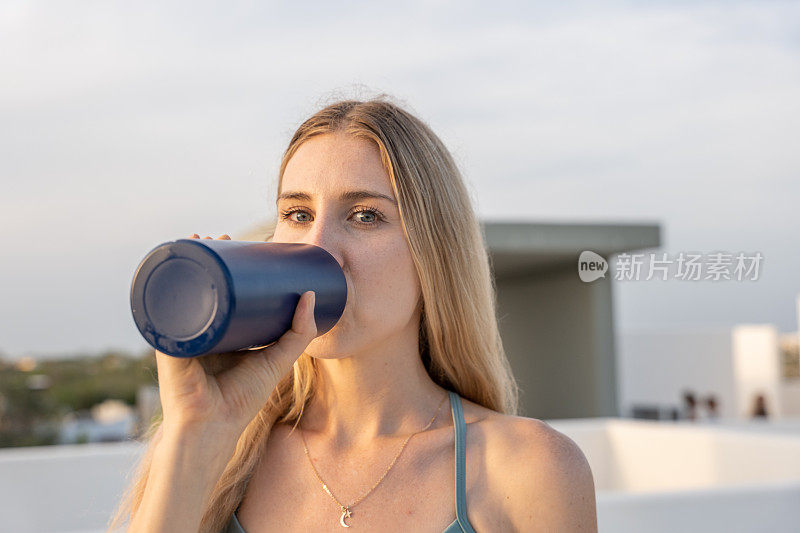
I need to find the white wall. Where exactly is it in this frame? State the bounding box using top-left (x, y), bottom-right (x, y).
top-left (617, 326), bottom-right (737, 419)
top-left (556, 418), bottom-right (800, 533)
top-left (0, 442), bottom-right (143, 533)
top-left (597, 482), bottom-right (800, 533)
top-left (732, 324), bottom-right (781, 418)
top-left (781, 380), bottom-right (800, 417)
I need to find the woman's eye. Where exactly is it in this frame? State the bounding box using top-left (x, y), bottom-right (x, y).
top-left (353, 210), bottom-right (376, 223)
top-left (279, 207), bottom-right (384, 227)
top-left (351, 207), bottom-right (385, 225)
top-left (286, 210), bottom-right (312, 223)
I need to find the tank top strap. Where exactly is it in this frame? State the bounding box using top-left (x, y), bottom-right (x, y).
top-left (448, 390), bottom-right (475, 532)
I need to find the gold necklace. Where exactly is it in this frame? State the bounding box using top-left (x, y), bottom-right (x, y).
top-left (299, 392), bottom-right (449, 528)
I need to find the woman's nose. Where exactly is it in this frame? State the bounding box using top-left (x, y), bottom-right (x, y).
top-left (298, 220), bottom-right (345, 270)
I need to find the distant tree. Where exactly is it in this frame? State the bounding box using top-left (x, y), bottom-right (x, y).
top-left (0, 348), bottom-right (159, 448)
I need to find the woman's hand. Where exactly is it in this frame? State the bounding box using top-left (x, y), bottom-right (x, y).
top-left (154, 233), bottom-right (317, 438)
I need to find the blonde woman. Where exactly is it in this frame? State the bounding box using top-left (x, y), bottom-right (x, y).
top-left (110, 97), bottom-right (597, 532)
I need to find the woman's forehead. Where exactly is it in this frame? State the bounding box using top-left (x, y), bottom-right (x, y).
top-left (281, 134), bottom-right (395, 199)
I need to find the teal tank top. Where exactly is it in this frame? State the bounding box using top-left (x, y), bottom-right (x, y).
top-left (223, 390), bottom-right (476, 532)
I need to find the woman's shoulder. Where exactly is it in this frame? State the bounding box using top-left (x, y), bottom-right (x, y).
top-left (459, 395), bottom-right (581, 451)
top-left (460, 397), bottom-right (598, 531)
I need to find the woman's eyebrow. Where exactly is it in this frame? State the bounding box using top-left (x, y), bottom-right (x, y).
top-left (276, 190), bottom-right (398, 206)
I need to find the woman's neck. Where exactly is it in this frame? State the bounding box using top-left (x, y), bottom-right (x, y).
top-left (298, 340), bottom-right (448, 450)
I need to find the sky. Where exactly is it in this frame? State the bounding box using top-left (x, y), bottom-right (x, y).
top-left (1, 0), bottom-right (798, 359)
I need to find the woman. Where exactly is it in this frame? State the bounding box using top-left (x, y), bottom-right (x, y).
top-left (110, 97), bottom-right (597, 532)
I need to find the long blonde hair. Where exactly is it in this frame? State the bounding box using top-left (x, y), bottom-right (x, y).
top-left (108, 95), bottom-right (519, 532)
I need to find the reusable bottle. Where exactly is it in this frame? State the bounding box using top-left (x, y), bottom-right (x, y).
top-left (130, 239), bottom-right (347, 358)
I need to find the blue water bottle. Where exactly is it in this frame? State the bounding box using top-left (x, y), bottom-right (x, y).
top-left (129, 239), bottom-right (347, 358)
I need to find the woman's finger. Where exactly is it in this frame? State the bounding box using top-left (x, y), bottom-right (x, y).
top-left (233, 291), bottom-right (317, 387)
top-left (187, 234), bottom-right (229, 240)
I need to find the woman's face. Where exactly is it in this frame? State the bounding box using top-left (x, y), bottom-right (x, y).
top-left (272, 132), bottom-right (422, 359)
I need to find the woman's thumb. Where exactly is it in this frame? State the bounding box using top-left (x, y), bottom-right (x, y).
top-left (253, 291), bottom-right (317, 384)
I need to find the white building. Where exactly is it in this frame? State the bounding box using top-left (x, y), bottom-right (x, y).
top-left (618, 294), bottom-right (800, 422)
top-left (57, 399), bottom-right (138, 445)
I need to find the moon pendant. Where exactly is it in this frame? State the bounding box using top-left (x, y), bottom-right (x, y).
top-left (339, 508), bottom-right (352, 528)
